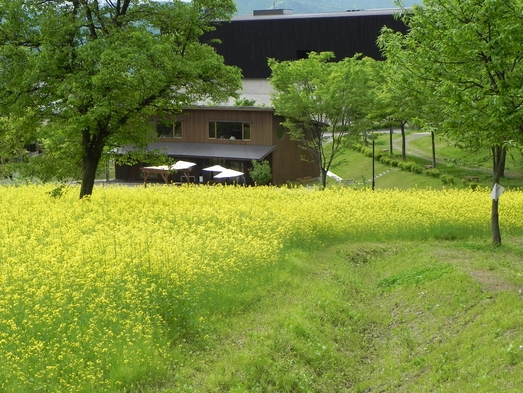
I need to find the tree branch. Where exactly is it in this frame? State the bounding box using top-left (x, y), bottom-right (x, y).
top-left (79, 0), bottom-right (98, 39)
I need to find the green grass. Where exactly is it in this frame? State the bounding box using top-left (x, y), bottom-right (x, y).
top-left (328, 131), bottom-right (523, 190)
top-left (407, 132), bottom-right (523, 171)
top-left (154, 239), bottom-right (523, 392)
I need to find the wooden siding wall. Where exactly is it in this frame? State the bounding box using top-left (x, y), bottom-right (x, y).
top-left (116, 109), bottom-right (318, 184)
top-left (271, 116), bottom-right (317, 183)
top-left (202, 14), bottom-right (407, 78)
top-left (164, 108), bottom-right (276, 145)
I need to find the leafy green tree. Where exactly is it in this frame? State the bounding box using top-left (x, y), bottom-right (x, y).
top-left (379, 0), bottom-right (523, 245)
top-left (248, 159), bottom-right (272, 185)
top-left (268, 52), bottom-right (377, 188)
top-left (0, 0), bottom-right (241, 197)
top-left (370, 60), bottom-right (423, 161)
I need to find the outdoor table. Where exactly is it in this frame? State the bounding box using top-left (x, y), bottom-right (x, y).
top-left (141, 165), bottom-right (193, 185)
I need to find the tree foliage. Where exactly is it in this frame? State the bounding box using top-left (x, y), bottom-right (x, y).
top-left (0, 0), bottom-right (242, 197)
top-left (379, 0), bottom-right (523, 245)
top-left (268, 52), bottom-right (377, 188)
top-left (370, 59), bottom-right (424, 160)
top-left (380, 0), bottom-right (523, 171)
top-left (248, 159), bottom-right (272, 185)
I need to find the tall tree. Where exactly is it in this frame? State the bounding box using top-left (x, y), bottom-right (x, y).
top-left (379, 0), bottom-right (523, 245)
top-left (268, 52), bottom-right (376, 188)
top-left (0, 0), bottom-right (241, 197)
top-left (369, 60), bottom-right (422, 160)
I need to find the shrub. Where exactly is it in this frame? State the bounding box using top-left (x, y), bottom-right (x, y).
top-left (462, 178), bottom-right (480, 190)
top-left (399, 161), bottom-right (416, 171)
top-left (380, 156), bottom-right (392, 166)
top-left (249, 160), bottom-right (272, 185)
top-left (411, 164), bottom-right (423, 174)
top-left (351, 143), bottom-right (364, 153)
top-left (425, 169), bottom-right (441, 178)
top-left (397, 161), bottom-right (422, 174)
top-left (390, 160), bottom-right (400, 167)
top-left (440, 174), bottom-right (455, 185)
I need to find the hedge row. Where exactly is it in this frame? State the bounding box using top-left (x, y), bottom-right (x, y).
top-left (351, 143), bottom-right (422, 174)
top-left (350, 143), bottom-right (476, 188)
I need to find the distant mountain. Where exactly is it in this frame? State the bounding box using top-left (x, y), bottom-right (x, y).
top-left (234, 0), bottom-right (422, 15)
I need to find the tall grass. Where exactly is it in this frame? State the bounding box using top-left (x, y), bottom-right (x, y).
top-left (1, 184), bottom-right (522, 391)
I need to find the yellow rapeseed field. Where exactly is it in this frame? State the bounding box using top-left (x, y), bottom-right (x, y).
top-left (0, 184), bottom-right (522, 391)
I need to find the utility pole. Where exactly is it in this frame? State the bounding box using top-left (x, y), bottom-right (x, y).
top-left (372, 140), bottom-right (375, 190)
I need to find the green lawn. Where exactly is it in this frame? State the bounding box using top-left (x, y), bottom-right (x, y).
top-left (328, 131), bottom-right (523, 190)
top-left (160, 239), bottom-right (523, 392)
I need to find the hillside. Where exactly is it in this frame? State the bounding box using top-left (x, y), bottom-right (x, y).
top-left (328, 130), bottom-right (523, 190)
top-left (235, 0), bottom-right (422, 15)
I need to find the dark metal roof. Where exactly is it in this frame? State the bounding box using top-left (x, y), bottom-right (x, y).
top-left (143, 142), bottom-right (277, 161)
top-left (232, 8), bottom-right (405, 21)
top-left (184, 105), bottom-right (274, 112)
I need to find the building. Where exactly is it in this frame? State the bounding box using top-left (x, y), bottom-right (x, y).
top-left (115, 9), bottom-right (407, 184)
top-left (203, 8), bottom-right (407, 79)
top-left (205, 8), bottom-right (407, 105)
top-left (115, 106), bottom-right (317, 185)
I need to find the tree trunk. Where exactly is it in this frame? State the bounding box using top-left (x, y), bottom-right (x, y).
top-left (400, 121), bottom-right (406, 161)
top-left (492, 146), bottom-right (507, 179)
top-left (499, 151), bottom-right (506, 178)
top-left (79, 128), bottom-right (108, 198)
top-left (491, 145), bottom-right (505, 246)
top-left (321, 167), bottom-right (327, 189)
top-left (491, 198), bottom-right (501, 246)
top-left (431, 131), bottom-right (436, 168)
top-left (389, 125), bottom-right (393, 156)
top-left (372, 139), bottom-right (375, 190)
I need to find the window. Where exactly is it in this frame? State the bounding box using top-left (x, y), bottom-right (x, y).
top-left (208, 121), bottom-right (251, 140)
top-left (156, 120), bottom-right (183, 138)
top-left (276, 123), bottom-right (286, 140)
top-left (173, 122), bottom-right (182, 138)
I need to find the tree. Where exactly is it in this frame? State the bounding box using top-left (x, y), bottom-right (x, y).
top-left (379, 0), bottom-right (523, 245)
top-left (268, 52), bottom-right (376, 188)
top-left (0, 0), bottom-right (242, 198)
top-left (368, 60), bottom-right (418, 160)
top-left (248, 159), bottom-right (272, 185)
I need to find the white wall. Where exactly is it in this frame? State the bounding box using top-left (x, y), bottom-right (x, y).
top-left (228, 78), bottom-right (274, 107)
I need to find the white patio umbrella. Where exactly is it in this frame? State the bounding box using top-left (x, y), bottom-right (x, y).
top-left (213, 169), bottom-right (244, 179)
top-left (141, 161), bottom-right (195, 184)
top-left (171, 160), bottom-right (196, 170)
top-left (202, 164), bottom-right (227, 172)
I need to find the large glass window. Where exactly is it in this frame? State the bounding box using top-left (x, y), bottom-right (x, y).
top-left (156, 120), bottom-right (183, 138)
top-left (208, 121), bottom-right (251, 140)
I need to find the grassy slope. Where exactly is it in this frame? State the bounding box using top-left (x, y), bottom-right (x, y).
top-left (327, 131), bottom-right (523, 190)
top-left (159, 239), bottom-right (523, 392)
top-left (151, 132), bottom-right (523, 392)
